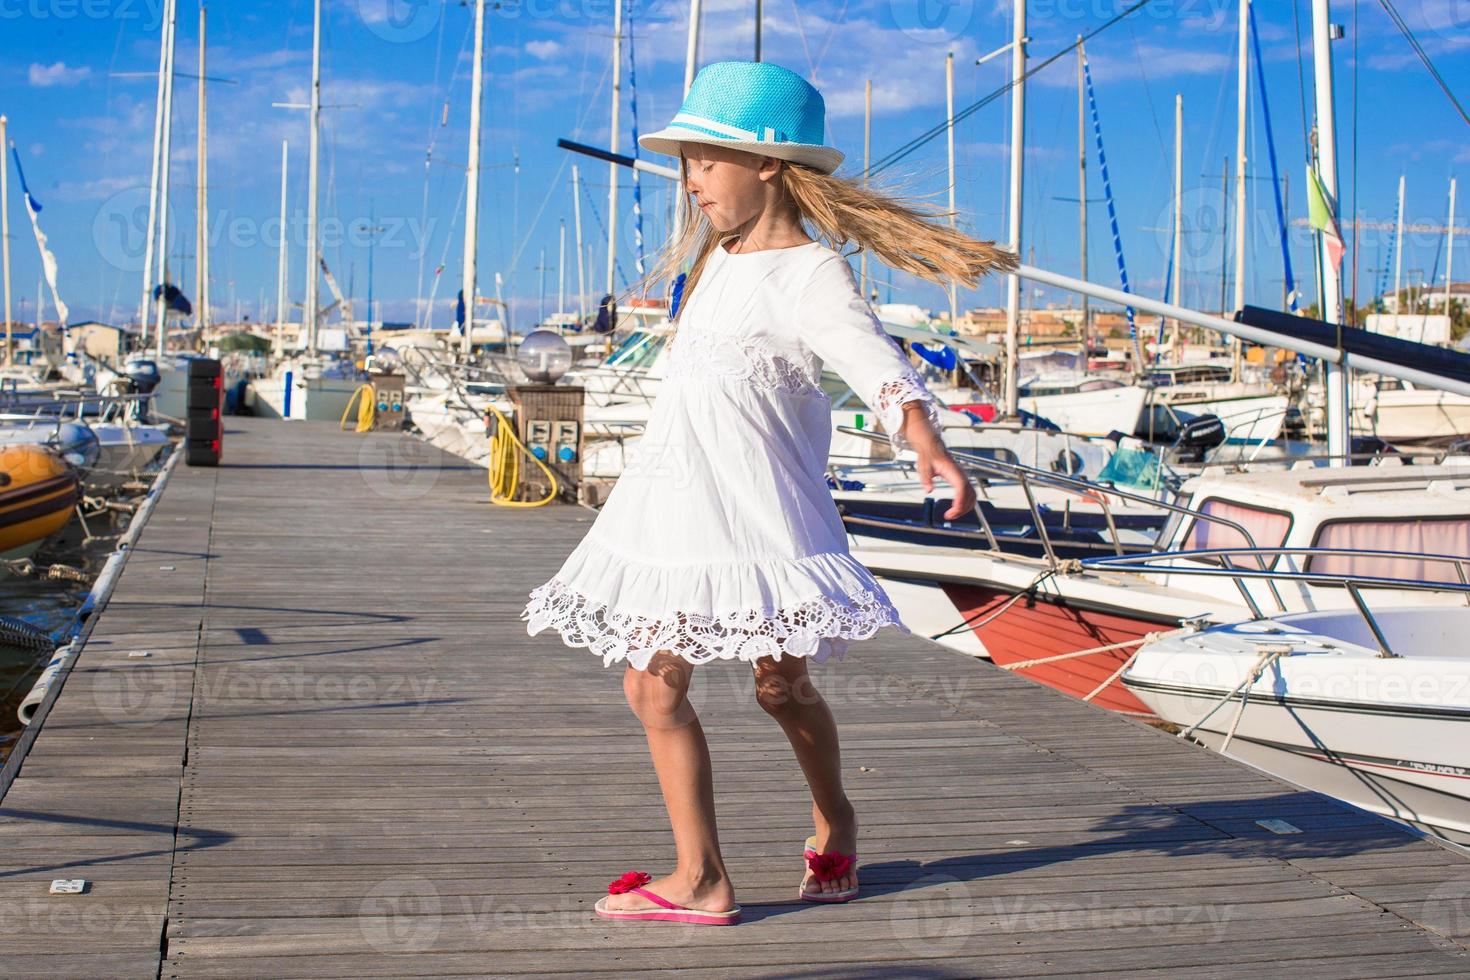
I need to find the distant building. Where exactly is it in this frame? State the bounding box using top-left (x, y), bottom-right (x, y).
top-left (69, 321), bottom-right (140, 364)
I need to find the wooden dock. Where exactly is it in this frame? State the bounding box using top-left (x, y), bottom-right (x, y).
top-left (1, 416), bottom-right (1467, 978)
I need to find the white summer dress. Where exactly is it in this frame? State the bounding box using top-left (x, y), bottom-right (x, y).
top-left (520, 235), bottom-right (943, 670)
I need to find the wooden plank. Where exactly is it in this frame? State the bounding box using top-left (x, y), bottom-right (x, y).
top-left (1, 416), bottom-right (1466, 979)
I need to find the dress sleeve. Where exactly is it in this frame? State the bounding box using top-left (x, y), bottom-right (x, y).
top-left (793, 253), bottom-right (942, 453)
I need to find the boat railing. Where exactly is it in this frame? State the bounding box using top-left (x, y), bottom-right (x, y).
top-left (0, 391), bottom-right (155, 424)
top-left (1080, 547), bottom-right (1470, 657)
top-left (1204, 403), bottom-right (1293, 465)
top-left (833, 426), bottom-right (1276, 598)
top-left (395, 345), bottom-right (506, 420)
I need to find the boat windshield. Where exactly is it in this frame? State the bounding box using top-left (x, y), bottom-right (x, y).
top-left (1307, 517), bottom-right (1470, 584)
top-left (604, 330), bottom-right (666, 370)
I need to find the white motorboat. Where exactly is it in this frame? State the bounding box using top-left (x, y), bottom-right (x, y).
top-left (1358, 379), bottom-right (1470, 445)
top-left (1018, 374), bottom-right (1147, 438)
top-left (852, 459), bottom-right (1470, 716)
top-left (1122, 601), bottom-right (1470, 845)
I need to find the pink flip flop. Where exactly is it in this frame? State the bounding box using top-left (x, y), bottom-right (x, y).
top-left (800, 836), bottom-right (860, 903)
top-left (594, 871), bottom-right (742, 926)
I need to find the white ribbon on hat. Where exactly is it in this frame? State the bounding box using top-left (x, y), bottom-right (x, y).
top-left (671, 111), bottom-right (785, 144)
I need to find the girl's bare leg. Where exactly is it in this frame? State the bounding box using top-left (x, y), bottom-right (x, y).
top-left (601, 651), bottom-right (737, 912)
top-left (752, 654), bottom-right (859, 896)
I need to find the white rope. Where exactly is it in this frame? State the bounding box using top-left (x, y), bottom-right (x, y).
top-left (1082, 644), bottom-right (1147, 702)
top-left (1000, 633), bottom-right (1165, 672)
top-left (1178, 644), bottom-right (1292, 749)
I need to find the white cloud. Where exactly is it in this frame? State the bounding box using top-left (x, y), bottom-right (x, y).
top-left (29, 61), bottom-right (91, 87)
top-left (526, 40), bottom-right (562, 61)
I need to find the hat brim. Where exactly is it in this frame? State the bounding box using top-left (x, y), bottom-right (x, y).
top-left (638, 126), bottom-right (844, 175)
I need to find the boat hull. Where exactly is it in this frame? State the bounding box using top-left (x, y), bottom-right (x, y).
top-left (941, 582), bottom-right (1167, 716)
top-left (1126, 676), bottom-right (1470, 844)
top-left (0, 445), bottom-right (78, 560)
top-left (1124, 610), bottom-right (1470, 845)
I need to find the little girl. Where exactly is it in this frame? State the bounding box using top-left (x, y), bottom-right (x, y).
top-left (522, 60), bottom-right (1016, 925)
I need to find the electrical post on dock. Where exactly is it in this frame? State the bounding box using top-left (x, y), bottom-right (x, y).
top-left (487, 331), bottom-right (585, 507)
top-left (339, 350), bottom-right (405, 433)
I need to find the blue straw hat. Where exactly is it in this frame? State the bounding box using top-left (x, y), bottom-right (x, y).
top-left (638, 61), bottom-right (844, 175)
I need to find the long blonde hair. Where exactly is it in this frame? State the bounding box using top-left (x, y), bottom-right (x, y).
top-left (621, 154), bottom-right (1019, 327)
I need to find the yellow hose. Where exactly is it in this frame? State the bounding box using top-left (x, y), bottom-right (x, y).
top-left (485, 402), bottom-right (559, 507)
top-left (340, 383), bottom-right (377, 433)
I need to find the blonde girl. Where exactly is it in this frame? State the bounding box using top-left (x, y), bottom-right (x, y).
top-left (523, 60), bottom-right (1016, 925)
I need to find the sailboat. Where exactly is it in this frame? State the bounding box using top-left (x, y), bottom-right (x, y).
top-left (246, 0), bottom-right (365, 421)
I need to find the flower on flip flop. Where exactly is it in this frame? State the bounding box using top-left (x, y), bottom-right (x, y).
top-left (806, 851), bottom-right (853, 882)
top-left (608, 871), bottom-right (652, 894)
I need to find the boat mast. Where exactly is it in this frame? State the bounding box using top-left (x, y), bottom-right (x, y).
top-left (276, 140), bottom-right (289, 343)
top-left (572, 164), bottom-right (585, 322)
top-left (1311, 0), bottom-right (1347, 461)
top-left (1076, 42), bottom-right (1088, 358)
top-left (1393, 174), bottom-right (1404, 320)
top-left (1003, 0), bottom-right (1026, 417)
top-left (461, 0), bottom-right (486, 356)
top-left (558, 218), bottom-right (566, 318)
top-left (946, 51), bottom-right (957, 327)
top-left (1171, 92), bottom-right (1183, 356)
top-left (196, 3), bottom-right (209, 337)
top-left (303, 0), bottom-right (323, 356)
top-left (861, 80), bottom-right (871, 300)
top-left (606, 0), bottom-right (623, 299)
top-left (670, 0), bottom-right (701, 243)
top-left (1232, 0), bottom-right (1248, 381)
top-left (139, 0), bottom-right (173, 335)
top-left (154, 0), bottom-right (178, 360)
top-left (1444, 178), bottom-right (1457, 318)
top-left (1, 115), bottom-right (11, 367)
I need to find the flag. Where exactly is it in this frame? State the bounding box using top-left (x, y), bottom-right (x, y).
top-left (1306, 165), bottom-right (1344, 274)
top-left (152, 282), bottom-right (193, 316)
top-left (9, 144), bottom-right (68, 324)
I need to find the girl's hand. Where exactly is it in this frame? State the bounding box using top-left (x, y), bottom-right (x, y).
top-left (900, 402), bottom-right (976, 521)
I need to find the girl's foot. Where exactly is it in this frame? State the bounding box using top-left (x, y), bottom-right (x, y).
top-left (804, 798), bottom-right (859, 897)
top-left (598, 869), bottom-right (738, 914)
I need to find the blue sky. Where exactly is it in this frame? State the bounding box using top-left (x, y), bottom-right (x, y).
top-left (2, 0), bottom-right (1466, 329)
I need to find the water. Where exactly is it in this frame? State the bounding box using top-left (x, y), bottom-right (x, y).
top-left (0, 509), bottom-right (139, 762)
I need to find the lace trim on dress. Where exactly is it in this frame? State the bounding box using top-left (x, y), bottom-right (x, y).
top-left (666, 328), bottom-right (822, 396)
top-left (522, 577), bottom-right (905, 669)
top-left (874, 375), bottom-right (942, 453)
